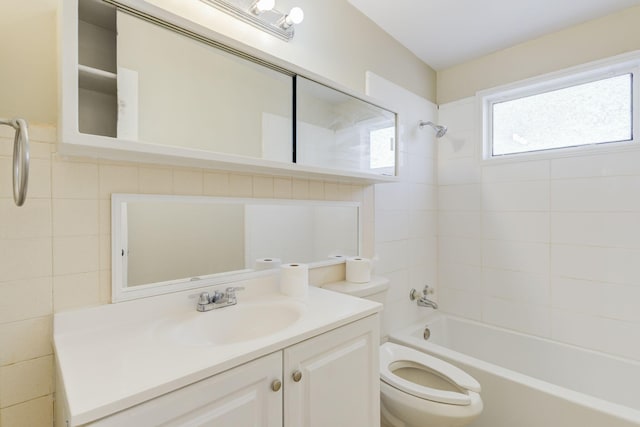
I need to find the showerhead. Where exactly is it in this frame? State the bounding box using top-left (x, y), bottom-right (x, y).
top-left (419, 120), bottom-right (448, 138)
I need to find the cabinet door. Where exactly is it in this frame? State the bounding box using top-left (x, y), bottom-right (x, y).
top-left (87, 352), bottom-right (282, 427)
top-left (284, 315), bottom-right (380, 427)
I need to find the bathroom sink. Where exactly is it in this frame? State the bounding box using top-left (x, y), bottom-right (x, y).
top-left (154, 300), bottom-right (305, 347)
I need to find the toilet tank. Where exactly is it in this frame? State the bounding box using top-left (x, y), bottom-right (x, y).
top-left (321, 276), bottom-right (389, 304)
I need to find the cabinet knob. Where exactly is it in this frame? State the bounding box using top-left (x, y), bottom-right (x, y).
top-left (271, 379), bottom-right (282, 392)
top-left (292, 370), bottom-right (302, 382)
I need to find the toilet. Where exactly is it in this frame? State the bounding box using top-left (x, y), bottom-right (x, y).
top-left (322, 277), bottom-right (483, 427)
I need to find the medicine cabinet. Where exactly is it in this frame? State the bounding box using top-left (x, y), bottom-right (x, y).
top-left (59, 0), bottom-right (398, 183)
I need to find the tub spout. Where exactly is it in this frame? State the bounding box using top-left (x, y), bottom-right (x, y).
top-left (410, 286), bottom-right (438, 309)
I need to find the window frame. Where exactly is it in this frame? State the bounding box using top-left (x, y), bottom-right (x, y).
top-left (478, 51), bottom-right (640, 162)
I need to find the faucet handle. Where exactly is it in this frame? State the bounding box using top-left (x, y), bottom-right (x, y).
top-left (423, 285), bottom-right (434, 295)
top-left (198, 292), bottom-right (210, 305)
top-left (226, 286), bottom-right (245, 297)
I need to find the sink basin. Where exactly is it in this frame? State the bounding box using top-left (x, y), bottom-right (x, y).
top-left (154, 300), bottom-right (305, 347)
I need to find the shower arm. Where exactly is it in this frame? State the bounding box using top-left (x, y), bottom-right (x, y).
top-left (0, 118), bottom-right (30, 206)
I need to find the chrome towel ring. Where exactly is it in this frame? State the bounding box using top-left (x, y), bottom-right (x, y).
top-left (0, 118), bottom-right (29, 206)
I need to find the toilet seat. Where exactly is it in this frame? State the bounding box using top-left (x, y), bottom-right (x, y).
top-left (380, 342), bottom-right (481, 406)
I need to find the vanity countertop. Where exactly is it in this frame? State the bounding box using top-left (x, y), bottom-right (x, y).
top-left (54, 275), bottom-right (381, 426)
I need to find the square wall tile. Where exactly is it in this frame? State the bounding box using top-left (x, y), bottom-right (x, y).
top-left (0, 238), bottom-right (52, 282)
top-left (53, 235), bottom-right (99, 276)
top-left (52, 160), bottom-right (98, 199)
top-left (53, 271), bottom-right (100, 312)
top-left (0, 199), bottom-right (51, 239)
top-left (0, 316), bottom-right (52, 366)
top-left (252, 176), bottom-right (274, 198)
top-left (0, 395), bottom-right (53, 427)
top-left (203, 172), bottom-right (229, 196)
top-left (98, 163), bottom-right (138, 199)
top-left (52, 199), bottom-right (98, 237)
top-left (228, 174), bottom-right (252, 197)
top-left (0, 355), bottom-right (53, 407)
top-left (0, 278), bottom-right (52, 324)
top-left (173, 169), bottom-right (203, 195)
top-left (139, 166), bottom-right (172, 194)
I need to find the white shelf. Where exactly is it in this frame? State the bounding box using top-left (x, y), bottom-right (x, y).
top-left (57, 134), bottom-right (398, 184)
top-left (78, 64), bottom-right (117, 94)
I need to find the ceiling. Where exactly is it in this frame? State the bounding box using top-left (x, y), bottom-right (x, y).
top-left (347, 0), bottom-right (640, 70)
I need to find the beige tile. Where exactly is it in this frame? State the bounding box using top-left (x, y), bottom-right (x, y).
top-left (99, 163), bottom-right (138, 199)
top-left (324, 182), bottom-right (339, 200)
top-left (0, 199), bottom-right (51, 239)
top-left (26, 124), bottom-right (57, 144)
top-left (52, 235), bottom-right (99, 276)
top-left (26, 158), bottom-right (52, 199)
top-left (308, 181), bottom-right (324, 200)
top-left (99, 269), bottom-right (112, 304)
top-left (53, 272), bottom-right (100, 312)
top-left (0, 278), bottom-right (52, 324)
top-left (52, 160), bottom-right (98, 199)
top-left (173, 169), bottom-right (202, 195)
top-left (273, 177), bottom-right (292, 199)
top-left (229, 174), bottom-right (252, 197)
top-left (0, 317), bottom-right (52, 366)
top-left (0, 158), bottom-right (51, 199)
top-left (292, 179), bottom-right (309, 199)
top-left (203, 172), bottom-right (229, 196)
top-left (338, 183), bottom-right (353, 201)
top-left (139, 166), bottom-right (172, 195)
top-left (0, 395), bottom-right (53, 427)
top-left (0, 355), bottom-right (53, 407)
top-left (0, 139), bottom-right (50, 159)
top-left (252, 176), bottom-right (274, 198)
top-left (99, 199), bottom-right (111, 236)
top-left (99, 234), bottom-right (111, 271)
top-left (52, 199), bottom-right (98, 237)
top-left (0, 238), bottom-right (52, 282)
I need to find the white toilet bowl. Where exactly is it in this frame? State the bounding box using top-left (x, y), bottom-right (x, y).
top-left (380, 342), bottom-right (483, 427)
top-left (321, 277), bottom-right (483, 426)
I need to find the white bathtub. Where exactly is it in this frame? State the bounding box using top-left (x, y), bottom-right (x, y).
top-left (390, 313), bottom-right (640, 427)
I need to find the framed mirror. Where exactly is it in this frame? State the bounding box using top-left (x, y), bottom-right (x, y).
top-left (112, 194), bottom-right (361, 301)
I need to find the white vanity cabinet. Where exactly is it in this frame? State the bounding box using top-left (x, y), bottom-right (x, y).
top-left (284, 315), bottom-right (380, 427)
top-left (86, 352), bottom-right (283, 427)
top-left (73, 315), bottom-right (379, 427)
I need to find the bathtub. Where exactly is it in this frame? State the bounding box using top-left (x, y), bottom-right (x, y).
top-left (390, 313), bottom-right (640, 427)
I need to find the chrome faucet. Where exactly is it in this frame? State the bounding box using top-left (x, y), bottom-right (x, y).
top-left (197, 287), bottom-right (245, 312)
top-left (409, 285), bottom-right (438, 309)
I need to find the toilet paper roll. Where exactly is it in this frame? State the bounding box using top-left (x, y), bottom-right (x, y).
top-left (345, 257), bottom-right (372, 283)
top-left (280, 263), bottom-right (309, 298)
top-left (255, 258), bottom-right (282, 270)
top-left (328, 254), bottom-right (347, 260)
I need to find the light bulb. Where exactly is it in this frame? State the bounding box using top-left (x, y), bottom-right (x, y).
top-left (252, 0), bottom-right (275, 14)
top-left (283, 6), bottom-right (304, 28)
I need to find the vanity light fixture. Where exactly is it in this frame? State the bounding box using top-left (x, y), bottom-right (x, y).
top-left (200, 0), bottom-right (304, 41)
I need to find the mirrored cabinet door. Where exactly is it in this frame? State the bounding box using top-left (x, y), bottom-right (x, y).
top-left (295, 76), bottom-right (397, 176)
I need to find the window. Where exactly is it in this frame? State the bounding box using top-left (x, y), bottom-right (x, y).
top-left (481, 55), bottom-right (639, 159)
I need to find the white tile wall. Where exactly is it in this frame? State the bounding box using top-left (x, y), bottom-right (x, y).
top-left (438, 95), bottom-right (640, 362)
top-left (367, 72), bottom-right (439, 337)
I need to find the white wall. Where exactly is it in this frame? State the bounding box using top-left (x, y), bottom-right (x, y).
top-left (367, 73), bottom-right (438, 337)
top-left (437, 96), bottom-right (640, 361)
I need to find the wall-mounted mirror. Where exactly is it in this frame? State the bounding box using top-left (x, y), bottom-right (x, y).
top-left (296, 76), bottom-right (397, 176)
top-left (112, 194), bottom-right (360, 301)
top-left (74, 0), bottom-right (397, 177)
